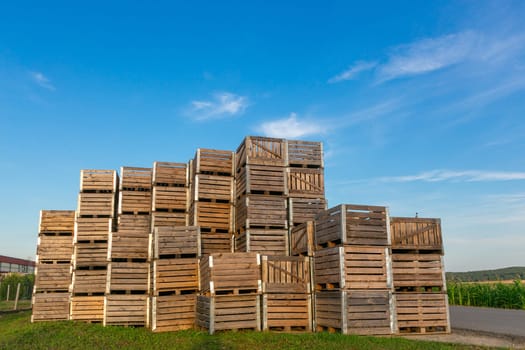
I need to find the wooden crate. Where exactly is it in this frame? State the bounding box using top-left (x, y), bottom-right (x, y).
top-left (395, 293), bottom-right (450, 334)
top-left (236, 136), bottom-right (287, 168)
top-left (118, 190), bottom-right (151, 215)
top-left (153, 161), bottom-right (188, 186)
top-left (286, 140), bottom-right (323, 168)
top-left (390, 217), bottom-right (443, 253)
top-left (104, 294), bottom-right (150, 327)
top-left (151, 211), bottom-right (188, 228)
top-left (262, 256), bottom-right (311, 294)
top-left (71, 268), bottom-right (107, 294)
top-left (290, 221), bottom-right (314, 256)
top-left (32, 292), bottom-right (70, 322)
top-left (287, 168), bottom-right (324, 198)
top-left (34, 264), bottom-right (71, 292)
top-left (152, 294), bottom-right (196, 332)
top-left (80, 169), bottom-right (118, 192)
top-left (236, 164), bottom-right (287, 197)
top-left (200, 252), bottom-right (261, 295)
top-left (153, 258), bottom-right (199, 295)
top-left (196, 294), bottom-right (261, 334)
top-left (193, 174), bottom-right (234, 202)
top-left (315, 204), bottom-right (389, 247)
top-left (77, 192), bottom-right (116, 217)
top-left (315, 290), bottom-right (393, 335)
top-left (152, 186), bottom-right (188, 211)
top-left (73, 242), bottom-right (108, 267)
top-left (154, 226), bottom-right (201, 258)
top-left (314, 246), bottom-right (391, 291)
top-left (392, 253), bottom-right (445, 292)
top-left (235, 229), bottom-right (288, 256)
top-left (70, 295), bottom-right (105, 322)
top-left (74, 217), bottom-right (112, 242)
top-left (262, 293), bottom-right (312, 331)
top-left (289, 197), bottom-right (327, 226)
top-left (39, 210), bottom-right (75, 233)
top-left (193, 148), bottom-right (235, 176)
top-left (201, 232), bottom-right (232, 254)
top-left (120, 166), bottom-right (152, 190)
top-left (235, 194), bottom-right (288, 231)
top-left (189, 201), bottom-right (233, 233)
top-left (37, 233), bottom-right (73, 261)
top-left (109, 214), bottom-right (151, 260)
top-left (107, 262), bottom-right (150, 293)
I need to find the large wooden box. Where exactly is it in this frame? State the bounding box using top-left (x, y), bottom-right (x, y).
top-left (193, 148), bottom-right (235, 176)
top-left (77, 192), bottom-right (116, 217)
top-left (152, 186), bottom-right (188, 212)
top-left (201, 233), bottom-right (232, 254)
top-left (196, 294), bottom-right (261, 334)
top-left (109, 215), bottom-right (151, 260)
top-left (235, 229), bottom-right (288, 256)
top-left (390, 217), bottom-right (443, 252)
top-left (262, 256), bottom-right (311, 294)
top-left (73, 242), bottom-right (108, 267)
top-left (39, 210), bottom-right (75, 233)
top-left (70, 295), bottom-right (105, 322)
top-left (153, 161), bottom-right (188, 186)
top-left (80, 169), bottom-right (118, 192)
top-left (287, 168), bottom-right (324, 198)
top-left (189, 201), bottom-right (233, 233)
top-left (193, 174), bottom-right (234, 202)
top-left (74, 217), bottom-right (111, 242)
top-left (152, 294), bottom-right (196, 332)
top-left (34, 263), bottom-right (71, 292)
top-left (37, 233), bottom-right (73, 261)
top-left (262, 293), bottom-right (312, 331)
top-left (315, 204), bottom-right (389, 247)
top-left (153, 258), bottom-right (199, 295)
top-left (395, 293), bottom-right (450, 334)
top-left (392, 253), bottom-right (445, 292)
top-left (154, 226), bottom-right (201, 258)
top-left (286, 140), bottom-right (323, 168)
top-left (71, 268), bottom-right (107, 295)
top-left (104, 295), bottom-right (149, 327)
top-left (236, 136), bottom-right (287, 168)
top-left (314, 246), bottom-right (391, 291)
top-left (236, 164), bottom-right (287, 197)
top-left (32, 292), bottom-right (70, 322)
top-left (235, 194), bottom-right (288, 231)
top-left (289, 197), bottom-right (327, 226)
top-left (107, 262), bottom-right (150, 293)
top-left (290, 221), bottom-right (314, 256)
top-left (151, 211), bottom-right (188, 228)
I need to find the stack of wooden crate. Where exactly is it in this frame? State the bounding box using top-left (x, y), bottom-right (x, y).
top-left (390, 217), bottom-right (450, 334)
top-left (197, 252), bottom-right (261, 334)
top-left (70, 170), bottom-right (118, 323)
top-left (152, 162), bottom-right (189, 229)
top-left (235, 136), bottom-right (289, 256)
top-left (189, 149), bottom-right (235, 254)
top-left (151, 226), bottom-right (200, 332)
top-left (314, 204), bottom-right (394, 335)
top-left (32, 210), bottom-right (75, 322)
top-left (104, 167), bottom-right (152, 327)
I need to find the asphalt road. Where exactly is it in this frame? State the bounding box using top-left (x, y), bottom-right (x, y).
top-left (450, 305), bottom-right (525, 338)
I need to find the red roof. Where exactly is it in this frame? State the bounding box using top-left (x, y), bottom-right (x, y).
top-left (0, 255), bottom-right (36, 267)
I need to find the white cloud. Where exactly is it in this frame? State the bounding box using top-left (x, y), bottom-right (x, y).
top-left (190, 92), bottom-right (248, 120)
top-left (328, 61), bottom-right (377, 83)
top-left (259, 113), bottom-right (325, 138)
top-left (30, 71), bottom-right (55, 91)
top-left (380, 169), bottom-right (525, 183)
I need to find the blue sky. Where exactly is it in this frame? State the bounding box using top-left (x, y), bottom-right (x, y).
top-left (1, 1), bottom-right (524, 271)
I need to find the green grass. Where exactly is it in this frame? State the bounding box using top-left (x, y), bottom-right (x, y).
top-left (0, 299), bottom-right (32, 311)
top-left (0, 311), bottom-right (495, 350)
top-left (448, 280), bottom-right (525, 309)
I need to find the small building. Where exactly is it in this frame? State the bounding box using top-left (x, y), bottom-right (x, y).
top-left (0, 255), bottom-right (35, 275)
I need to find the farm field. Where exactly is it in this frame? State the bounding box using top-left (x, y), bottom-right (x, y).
top-left (0, 311), bottom-right (491, 350)
top-left (447, 280), bottom-right (525, 309)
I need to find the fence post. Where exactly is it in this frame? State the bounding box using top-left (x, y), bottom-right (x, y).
top-left (14, 283), bottom-right (21, 310)
top-left (6, 284), bottom-right (10, 301)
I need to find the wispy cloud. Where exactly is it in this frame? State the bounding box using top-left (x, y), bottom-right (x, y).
top-left (190, 92), bottom-right (248, 120)
top-left (380, 169), bottom-right (525, 183)
top-left (258, 113), bottom-right (326, 138)
top-left (328, 61), bottom-right (377, 83)
top-left (30, 71), bottom-right (55, 91)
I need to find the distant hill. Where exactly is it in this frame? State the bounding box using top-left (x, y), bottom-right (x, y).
top-left (446, 266), bottom-right (525, 282)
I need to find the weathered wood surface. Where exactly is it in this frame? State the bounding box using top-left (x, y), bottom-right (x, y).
top-left (107, 262), bottom-right (150, 293)
top-left (80, 169), bottom-right (118, 192)
top-left (287, 168), bottom-right (324, 198)
top-left (289, 197), bottom-right (327, 226)
top-left (392, 253), bottom-right (445, 291)
top-left (196, 294), bottom-right (261, 334)
top-left (315, 204), bottom-right (389, 247)
top-left (151, 211), bottom-right (188, 227)
top-left (200, 252), bottom-right (261, 295)
top-left (286, 140), bottom-right (323, 168)
top-left (109, 214), bottom-right (151, 260)
top-left (39, 210), bottom-right (75, 233)
top-left (77, 192), bottom-right (116, 216)
top-left (236, 164), bottom-right (287, 197)
top-left (152, 295), bottom-right (196, 332)
top-left (262, 256), bottom-right (311, 294)
top-left (153, 258), bottom-right (199, 295)
top-left (34, 264), bottom-right (71, 292)
top-left (235, 194), bottom-right (288, 231)
top-left (119, 167), bottom-right (152, 190)
top-left (70, 295), bottom-right (105, 322)
top-left (262, 293), bottom-right (312, 331)
top-left (32, 292), bottom-right (70, 322)
top-left (118, 190), bottom-right (152, 214)
top-left (315, 290), bottom-right (393, 335)
top-left (395, 293), bottom-right (450, 334)
top-left (194, 148), bottom-right (235, 176)
top-left (37, 234), bottom-right (73, 261)
top-left (104, 295), bottom-right (149, 327)
top-left (154, 226), bottom-right (201, 258)
top-left (73, 242), bottom-right (109, 267)
top-left (74, 217), bottom-right (111, 242)
top-left (236, 136), bottom-right (287, 168)
top-left (200, 232), bottom-right (232, 254)
top-left (390, 217), bottom-right (443, 252)
top-left (71, 268), bottom-right (107, 294)
top-left (189, 201), bottom-right (233, 233)
top-left (290, 221), bottom-right (315, 256)
top-left (193, 174), bottom-right (234, 202)
top-left (314, 246), bottom-right (391, 291)
top-left (235, 229), bottom-right (288, 256)
top-left (152, 186), bottom-right (188, 211)
top-left (153, 161), bottom-right (188, 186)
